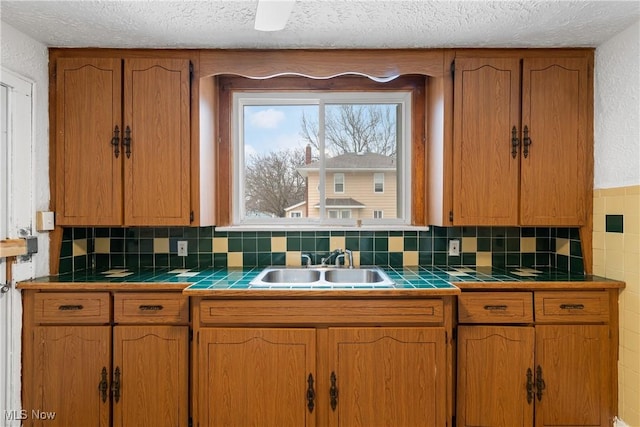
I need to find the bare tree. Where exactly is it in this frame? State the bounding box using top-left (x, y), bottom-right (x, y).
top-left (245, 147), bottom-right (307, 218)
top-left (300, 104), bottom-right (397, 156)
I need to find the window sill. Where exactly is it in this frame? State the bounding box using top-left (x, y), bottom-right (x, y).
top-left (215, 224), bottom-right (430, 232)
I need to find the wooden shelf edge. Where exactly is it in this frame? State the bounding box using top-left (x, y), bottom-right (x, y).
top-left (0, 239), bottom-right (27, 258)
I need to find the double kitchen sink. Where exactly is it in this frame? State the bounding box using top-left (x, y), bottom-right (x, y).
top-left (249, 266), bottom-right (396, 288)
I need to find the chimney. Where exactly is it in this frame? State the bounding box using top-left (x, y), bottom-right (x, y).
top-left (305, 144), bottom-right (312, 164)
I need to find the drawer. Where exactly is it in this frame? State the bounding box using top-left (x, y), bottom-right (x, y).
top-left (458, 292), bottom-right (533, 324)
top-left (534, 291), bottom-right (609, 323)
top-left (114, 293), bottom-right (189, 324)
top-left (199, 299), bottom-right (444, 326)
top-left (33, 292), bottom-right (111, 324)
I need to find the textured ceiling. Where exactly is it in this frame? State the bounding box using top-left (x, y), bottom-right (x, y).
top-left (1, 0), bottom-right (639, 49)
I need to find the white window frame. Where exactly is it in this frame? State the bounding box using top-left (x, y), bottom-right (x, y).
top-left (328, 209), bottom-right (351, 219)
top-left (333, 173), bottom-right (345, 194)
top-left (289, 211), bottom-right (302, 218)
top-left (373, 210), bottom-right (384, 219)
top-left (373, 172), bottom-right (384, 193)
top-left (231, 91), bottom-right (412, 228)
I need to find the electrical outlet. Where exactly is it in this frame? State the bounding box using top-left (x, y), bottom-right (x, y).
top-left (177, 241), bottom-right (188, 257)
top-left (448, 239), bottom-right (460, 256)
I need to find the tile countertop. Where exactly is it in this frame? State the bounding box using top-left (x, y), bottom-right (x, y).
top-left (17, 266), bottom-right (625, 296)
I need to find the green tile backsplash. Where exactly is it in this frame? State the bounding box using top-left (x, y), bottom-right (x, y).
top-left (59, 226), bottom-right (584, 275)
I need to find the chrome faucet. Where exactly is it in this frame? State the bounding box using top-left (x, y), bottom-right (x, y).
top-left (321, 249), bottom-right (343, 267)
top-left (336, 249), bottom-right (354, 268)
top-left (344, 249), bottom-right (354, 268)
top-left (301, 254), bottom-right (312, 267)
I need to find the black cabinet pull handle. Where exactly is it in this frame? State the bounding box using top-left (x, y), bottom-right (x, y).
top-left (511, 126), bottom-right (519, 158)
top-left (99, 367), bottom-right (108, 403)
top-left (58, 304), bottom-right (84, 311)
top-left (122, 126), bottom-right (132, 158)
top-left (523, 125), bottom-right (532, 158)
top-left (535, 365), bottom-right (545, 401)
top-left (139, 305), bottom-right (164, 311)
top-left (560, 304), bottom-right (585, 310)
top-left (484, 305), bottom-right (508, 311)
top-left (330, 371), bottom-right (338, 411)
top-left (526, 368), bottom-right (534, 404)
top-left (112, 366), bottom-right (121, 403)
top-left (111, 125), bottom-right (120, 158)
top-left (307, 373), bottom-right (315, 413)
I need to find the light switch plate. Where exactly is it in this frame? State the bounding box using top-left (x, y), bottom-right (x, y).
top-left (177, 240), bottom-right (188, 257)
top-left (448, 239), bottom-right (460, 256)
top-left (36, 211), bottom-right (55, 231)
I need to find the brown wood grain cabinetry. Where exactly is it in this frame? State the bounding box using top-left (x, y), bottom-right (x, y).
top-left (193, 297), bottom-right (452, 427)
top-left (23, 290), bottom-right (189, 427)
top-left (199, 328), bottom-right (316, 426)
top-left (55, 57), bottom-right (191, 226)
top-left (452, 55), bottom-right (590, 226)
top-left (456, 290), bottom-right (614, 427)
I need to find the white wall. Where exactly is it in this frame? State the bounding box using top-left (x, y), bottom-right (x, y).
top-left (1, 21), bottom-right (50, 278)
top-left (0, 20), bottom-right (49, 425)
top-left (594, 19), bottom-right (640, 189)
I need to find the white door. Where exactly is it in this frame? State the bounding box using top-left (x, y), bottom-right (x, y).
top-left (1, 68), bottom-right (34, 426)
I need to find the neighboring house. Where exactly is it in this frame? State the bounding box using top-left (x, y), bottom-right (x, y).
top-left (292, 152), bottom-right (397, 219)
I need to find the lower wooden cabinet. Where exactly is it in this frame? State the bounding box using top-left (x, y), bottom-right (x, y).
top-left (193, 297), bottom-right (452, 427)
top-left (22, 290), bottom-right (189, 427)
top-left (456, 290), bottom-right (615, 427)
top-left (328, 327), bottom-right (447, 427)
top-left (199, 328), bottom-right (316, 426)
top-left (32, 325), bottom-right (111, 427)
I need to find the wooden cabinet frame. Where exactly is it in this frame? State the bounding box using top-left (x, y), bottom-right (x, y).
top-left (456, 288), bottom-right (619, 427)
top-left (191, 295), bottom-right (455, 427)
top-left (22, 289), bottom-right (190, 427)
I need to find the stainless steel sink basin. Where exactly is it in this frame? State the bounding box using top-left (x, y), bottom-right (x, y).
top-left (260, 268), bottom-right (321, 284)
top-left (250, 266), bottom-right (395, 288)
top-left (324, 268), bottom-right (390, 284)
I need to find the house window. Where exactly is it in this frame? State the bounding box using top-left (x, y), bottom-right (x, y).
top-left (374, 173), bottom-right (384, 193)
top-left (373, 210), bottom-right (384, 219)
top-left (231, 85), bottom-right (412, 226)
top-left (328, 209), bottom-right (351, 219)
top-left (290, 211), bottom-right (302, 218)
top-left (334, 173), bottom-right (345, 193)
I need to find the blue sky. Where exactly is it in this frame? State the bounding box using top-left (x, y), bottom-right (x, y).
top-left (243, 105), bottom-right (318, 159)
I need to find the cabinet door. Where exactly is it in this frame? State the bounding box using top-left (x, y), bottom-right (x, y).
top-left (123, 58), bottom-right (191, 226)
top-left (327, 327), bottom-right (446, 427)
top-left (112, 325), bottom-right (189, 427)
top-left (520, 57), bottom-right (589, 226)
top-left (457, 326), bottom-right (535, 427)
top-left (199, 328), bottom-right (316, 427)
top-left (55, 58), bottom-right (123, 225)
top-left (453, 58), bottom-right (521, 225)
top-left (31, 326), bottom-right (110, 427)
top-left (534, 325), bottom-right (610, 427)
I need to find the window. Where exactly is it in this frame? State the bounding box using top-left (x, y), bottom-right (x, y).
top-left (328, 209), bottom-right (351, 219)
top-left (230, 80), bottom-right (413, 227)
top-left (373, 173), bottom-right (384, 193)
top-left (373, 210), bottom-right (384, 219)
top-left (334, 173), bottom-right (345, 193)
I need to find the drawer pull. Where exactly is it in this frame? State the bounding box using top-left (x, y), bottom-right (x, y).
top-left (138, 304), bottom-right (164, 311)
top-left (58, 304), bottom-right (84, 311)
top-left (559, 304), bottom-right (585, 310)
top-left (483, 305), bottom-right (508, 311)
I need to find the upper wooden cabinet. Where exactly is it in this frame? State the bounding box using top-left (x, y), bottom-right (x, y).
top-left (54, 57), bottom-right (191, 226)
top-left (451, 54), bottom-right (590, 226)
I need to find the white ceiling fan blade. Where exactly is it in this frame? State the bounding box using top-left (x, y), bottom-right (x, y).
top-left (254, 0), bottom-right (296, 31)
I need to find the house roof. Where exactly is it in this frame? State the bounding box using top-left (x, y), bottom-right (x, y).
top-left (284, 201), bottom-right (306, 212)
top-left (313, 198), bottom-right (366, 209)
top-left (298, 152), bottom-right (395, 177)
